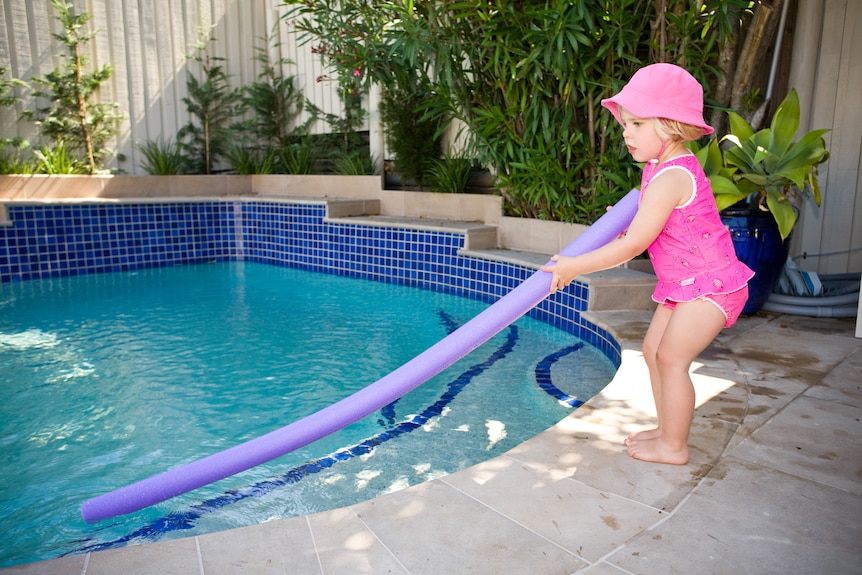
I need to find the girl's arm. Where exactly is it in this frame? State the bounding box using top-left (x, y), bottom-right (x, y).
top-left (541, 168), bottom-right (691, 292)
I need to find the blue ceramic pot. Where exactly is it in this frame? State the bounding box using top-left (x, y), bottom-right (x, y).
top-left (721, 205), bottom-right (789, 315)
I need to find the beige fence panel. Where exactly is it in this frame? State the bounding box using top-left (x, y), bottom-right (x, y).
top-left (790, 0), bottom-right (862, 275)
top-left (0, 0), bottom-right (355, 174)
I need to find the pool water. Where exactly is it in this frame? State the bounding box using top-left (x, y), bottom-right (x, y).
top-left (0, 262), bottom-right (616, 567)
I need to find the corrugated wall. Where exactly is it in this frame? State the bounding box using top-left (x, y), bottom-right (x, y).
top-left (1, 0), bottom-right (860, 275)
top-left (0, 0), bottom-right (355, 174)
top-left (790, 0), bottom-right (862, 275)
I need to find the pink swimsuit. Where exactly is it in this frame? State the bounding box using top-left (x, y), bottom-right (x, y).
top-left (640, 155), bottom-right (754, 309)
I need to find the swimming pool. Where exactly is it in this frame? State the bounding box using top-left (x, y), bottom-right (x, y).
top-left (0, 198), bottom-right (623, 567)
top-left (0, 261), bottom-right (616, 566)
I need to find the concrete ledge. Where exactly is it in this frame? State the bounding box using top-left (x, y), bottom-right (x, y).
top-left (323, 198), bottom-right (381, 218)
top-left (0, 175), bottom-right (503, 225)
top-left (582, 267), bottom-right (656, 311)
top-left (497, 215), bottom-right (589, 255)
top-left (0, 174), bottom-right (255, 199)
top-left (377, 190), bottom-right (503, 224)
top-left (328, 214), bottom-right (499, 251)
top-left (250, 174), bottom-right (381, 198)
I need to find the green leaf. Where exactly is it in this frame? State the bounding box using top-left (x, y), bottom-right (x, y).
top-left (765, 190), bottom-right (797, 240)
top-left (769, 89), bottom-right (800, 154)
top-left (727, 111), bottom-right (755, 141)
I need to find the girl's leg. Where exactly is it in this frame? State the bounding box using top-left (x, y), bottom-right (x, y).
top-left (627, 298), bottom-right (725, 464)
top-left (625, 304), bottom-right (672, 444)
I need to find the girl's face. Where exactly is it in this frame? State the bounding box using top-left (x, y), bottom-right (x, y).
top-left (619, 109), bottom-right (665, 163)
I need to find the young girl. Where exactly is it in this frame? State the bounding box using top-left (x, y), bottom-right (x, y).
top-left (542, 63), bottom-right (754, 465)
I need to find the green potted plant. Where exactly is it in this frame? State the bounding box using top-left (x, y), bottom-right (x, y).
top-left (715, 88), bottom-right (830, 240)
top-left (701, 89), bottom-right (830, 314)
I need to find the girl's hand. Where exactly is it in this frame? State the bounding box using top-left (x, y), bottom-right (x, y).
top-left (541, 255), bottom-right (579, 293)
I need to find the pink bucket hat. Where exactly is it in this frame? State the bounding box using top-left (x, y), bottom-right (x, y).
top-left (601, 63), bottom-right (714, 136)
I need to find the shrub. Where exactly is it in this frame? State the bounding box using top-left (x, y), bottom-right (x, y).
top-left (23, 0), bottom-right (122, 173)
top-left (378, 82), bottom-right (441, 189)
top-left (427, 154), bottom-right (474, 194)
top-left (177, 29), bottom-right (243, 174)
top-left (138, 138), bottom-right (184, 175)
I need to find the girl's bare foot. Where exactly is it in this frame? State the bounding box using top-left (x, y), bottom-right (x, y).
top-left (626, 437), bottom-right (689, 465)
top-left (624, 427), bottom-right (661, 446)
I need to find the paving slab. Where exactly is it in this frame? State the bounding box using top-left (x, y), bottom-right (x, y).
top-left (352, 479), bottom-right (588, 575)
top-left (309, 507), bottom-right (410, 575)
top-left (198, 516), bottom-right (318, 575)
top-left (85, 537), bottom-right (200, 575)
top-left (606, 458), bottom-right (862, 575)
top-left (730, 394), bottom-right (862, 495)
top-left (441, 455), bottom-right (663, 563)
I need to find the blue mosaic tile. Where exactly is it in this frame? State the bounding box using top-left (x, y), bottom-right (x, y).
top-left (0, 202), bottom-right (237, 280)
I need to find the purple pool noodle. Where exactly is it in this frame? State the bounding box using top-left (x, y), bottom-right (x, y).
top-left (81, 189), bottom-right (639, 523)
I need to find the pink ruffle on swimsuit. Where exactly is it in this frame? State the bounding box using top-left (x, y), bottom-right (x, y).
top-left (640, 154), bottom-right (754, 305)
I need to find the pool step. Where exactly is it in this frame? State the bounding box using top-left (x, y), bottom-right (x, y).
top-left (323, 198), bottom-right (382, 219)
top-left (325, 198), bottom-right (655, 311)
top-left (328, 214), bottom-right (499, 251)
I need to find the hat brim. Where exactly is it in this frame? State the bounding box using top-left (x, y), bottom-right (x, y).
top-left (601, 93), bottom-right (714, 136)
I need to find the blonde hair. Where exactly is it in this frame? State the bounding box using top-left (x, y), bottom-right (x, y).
top-left (652, 118), bottom-right (703, 143)
top-left (619, 105), bottom-right (705, 143)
